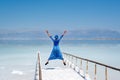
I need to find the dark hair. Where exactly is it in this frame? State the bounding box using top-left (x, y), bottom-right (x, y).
top-left (54, 35), bottom-right (59, 39)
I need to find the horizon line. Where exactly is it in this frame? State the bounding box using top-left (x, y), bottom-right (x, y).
top-left (0, 38), bottom-right (120, 40)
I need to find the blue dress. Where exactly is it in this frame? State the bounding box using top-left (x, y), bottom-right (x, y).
top-left (48, 35), bottom-right (64, 60)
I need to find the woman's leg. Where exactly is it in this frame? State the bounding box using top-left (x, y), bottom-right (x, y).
top-left (45, 60), bottom-right (49, 65)
top-left (63, 60), bottom-right (66, 66)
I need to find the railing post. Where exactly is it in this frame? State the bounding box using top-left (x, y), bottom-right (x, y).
top-left (71, 56), bottom-right (73, 63)
top-left (38, 53), bottom-right (42, 80)
top-left (69, 54), bottom-right (70, 61)
top-left (94, 64), bottom-right (97, 80)
top-left (75, 57), bottom-right (77, 66)
top-left (86, 61), bottom-right (88, 74)
top-left (80, 59), bottom-right (82, 69)
top-left (105, 67), bottom-right (108, 80)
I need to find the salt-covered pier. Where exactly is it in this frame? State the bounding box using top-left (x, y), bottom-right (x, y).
top-left (34, 52), bottom-right (120, 80)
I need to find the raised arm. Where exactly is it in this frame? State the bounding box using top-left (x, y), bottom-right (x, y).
top-left (59, 30), bottom-right (67, 40)
top-left (45, 30), bottom-right (54, 41)
top-left (45, 30), bottom-right (51, 37)
top-left (62, 30), bottom-right (67, 36)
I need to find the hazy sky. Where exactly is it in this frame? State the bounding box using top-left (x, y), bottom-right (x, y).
top-left (0, 0), bottom-right (120, 31)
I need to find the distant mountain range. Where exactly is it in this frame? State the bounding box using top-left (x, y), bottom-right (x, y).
top-left (0, 29), bottom-right (120, 40)
top-left (67, 29), bottom-right (120, 40)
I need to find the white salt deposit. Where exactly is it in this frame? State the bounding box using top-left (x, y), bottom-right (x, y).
top-left (42, 67), bottom-right (85, 80)
top-left (11, 70), bottom-right (24, 75)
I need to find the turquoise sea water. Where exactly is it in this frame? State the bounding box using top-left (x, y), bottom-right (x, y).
top-left (0, 40), bottom-right (120, 80)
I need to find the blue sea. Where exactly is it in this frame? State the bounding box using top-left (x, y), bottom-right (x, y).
top-left (0, 40), bottom-right (120, 80)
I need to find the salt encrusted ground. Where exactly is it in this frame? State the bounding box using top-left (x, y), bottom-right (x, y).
top-left (42, 67), bottom-right (85, 80)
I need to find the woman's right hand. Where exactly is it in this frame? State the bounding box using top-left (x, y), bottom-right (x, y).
top-left (64, 30), bottom-right (67, 33)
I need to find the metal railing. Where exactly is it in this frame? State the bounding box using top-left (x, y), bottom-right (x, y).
top-left (34, 53), bottom-right (42, 80)
top-left (63, 52), bottom-right (120, 80)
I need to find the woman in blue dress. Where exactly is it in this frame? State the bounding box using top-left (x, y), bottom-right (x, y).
top-left (45, 30), bottom-right (67, 65)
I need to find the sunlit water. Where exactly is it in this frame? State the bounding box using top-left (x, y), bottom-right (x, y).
top-left (0, 40), bottom-right (120, 80)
